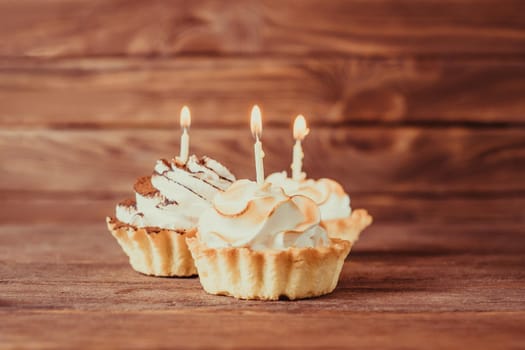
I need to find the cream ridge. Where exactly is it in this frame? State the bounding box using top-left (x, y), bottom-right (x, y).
top-left (116, 155), bottom-right (236, 230)
top-left (265, 171), bottom-right (351, 221)
top-left (198, 179), bottom-right (330, 251)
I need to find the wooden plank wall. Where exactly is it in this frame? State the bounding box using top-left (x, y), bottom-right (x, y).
top-left (0, 0), bottom-right (524, 226)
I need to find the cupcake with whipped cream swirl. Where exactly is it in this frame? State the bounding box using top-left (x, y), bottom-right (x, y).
top-left (186, 179), bottom-right (351, 300)
top-left (107, 155), bottom-right (236, 277)
top-left (266, 171), bottom-right (372, 244)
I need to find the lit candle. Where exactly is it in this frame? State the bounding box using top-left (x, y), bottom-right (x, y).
top-left (179, 105), bottom-right (191, 163)
top-left (291, 114), bottom-right (310, 181)
top-left (250, 105), bottom-right (265, 185)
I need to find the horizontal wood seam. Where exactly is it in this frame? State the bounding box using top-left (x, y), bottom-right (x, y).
top-left (3, 53), bottom-right (525, 61)
top-left (2, 121), bottom-right (525, 130)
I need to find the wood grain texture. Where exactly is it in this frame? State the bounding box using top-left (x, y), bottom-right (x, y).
top-left (2, 310), bottom-right (524, 350)
top-left (1, 223), bottom-right (524, 312)
top-left (1, 58), bottom-right (525, 127)
top-left (2, 221), bottom-right (524, 348)
top-left (1, 1), bottom-right (524, 348)
top-left (1, 0), bottom-right (525, 58)
top-left (2, 128), bottom-right (524, 194)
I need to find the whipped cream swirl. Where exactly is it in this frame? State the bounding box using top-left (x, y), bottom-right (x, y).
top-left (198, 179), bottom-right (330, 250)
top-left (116, 155), bottom-right (235, 230)
top-left (266, 172), bottom-right (351, 221)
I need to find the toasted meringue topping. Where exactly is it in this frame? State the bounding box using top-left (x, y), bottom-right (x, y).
top-left (266, 171), bottom-right (351, 220)
top-left (116, 155), bottom-right (236, 229)
top-left (198, 179), bottom-right (330, 250)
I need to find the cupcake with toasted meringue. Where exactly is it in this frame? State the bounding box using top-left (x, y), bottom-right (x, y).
top-left (266, 114), bottom-right (372, 243)
top-left (186, 179), bottom-right (350, 300)
top-left (187, 106), bottom-right (349, 300)
top-left (107, 155), bottom-right (235, 277)
top-left (107, 106), bottom-right (236, 277)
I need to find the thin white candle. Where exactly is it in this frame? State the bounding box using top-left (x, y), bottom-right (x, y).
top-left (250, 105), bottom-right (265, 185)
top-left (179, 106), bottom-right (191, 163)
top-left (291, 114), bottom-right (310, 181)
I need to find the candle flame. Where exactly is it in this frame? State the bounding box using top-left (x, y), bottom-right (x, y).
top-left (293, 114), bottom-right (310, 140)
top-left (180, 106), bottom-right (191, 128)
top-left (250, 105), bottom-right (262, 139)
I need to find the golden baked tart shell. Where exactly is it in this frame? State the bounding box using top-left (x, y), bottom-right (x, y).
top-left (186, 235), bottom-right (351, 300)
top-left (106, 217), bottom-right (197, 277)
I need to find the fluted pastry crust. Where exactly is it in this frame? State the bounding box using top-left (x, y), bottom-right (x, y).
top-left (320, 209), bottom-right (373, 243)
top-left (186, 235), bottom-right (351, 300)
top-left (106, 217), bottom-right (197, 277)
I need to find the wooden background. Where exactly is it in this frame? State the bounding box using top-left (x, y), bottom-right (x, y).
top-left (1, 0), bottom-right (525, 349)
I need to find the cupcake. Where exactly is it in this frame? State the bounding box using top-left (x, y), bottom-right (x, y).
top-left (186, 179), bottom-right (351, 300)
top-left (107, 155), bottom-right (236, 277)
top-left (266, 171), bottom-right (372, 243)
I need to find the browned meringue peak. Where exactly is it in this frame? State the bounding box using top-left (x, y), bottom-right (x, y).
top-left (265, 171), bottom-right (351, 221)
top-left (115, 155), bottom-right (236, 230)
top-left (133, 175), bottom-right (160, 198)
top-left (198, 179), bottom-right (329, 251)
top-left (151, 155), bottom-right (235, 203)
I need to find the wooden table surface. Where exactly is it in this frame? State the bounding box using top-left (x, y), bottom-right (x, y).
top-left (2, 220), bottom-right (524, 349)
top-left (2, 0), bottom-right (525, 348)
